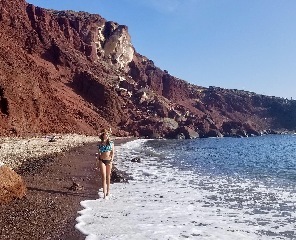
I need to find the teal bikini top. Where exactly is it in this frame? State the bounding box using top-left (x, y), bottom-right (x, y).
top-left (98, 141), bottom-right (113, 153)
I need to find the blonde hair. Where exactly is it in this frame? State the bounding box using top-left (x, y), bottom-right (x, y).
top-left (99, 129), bottom-right (111, 144)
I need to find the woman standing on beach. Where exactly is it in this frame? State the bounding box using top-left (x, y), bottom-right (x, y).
top-left (96, 128), bottom-right (114, 199)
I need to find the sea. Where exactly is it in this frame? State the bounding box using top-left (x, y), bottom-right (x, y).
top-left (76, 134), bottom-right (296, 240)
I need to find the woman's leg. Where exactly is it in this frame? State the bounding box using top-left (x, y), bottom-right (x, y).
top-left (99, 161), bottom-right (107, 198)
top-left (106, 163), bottom-right (113, 196)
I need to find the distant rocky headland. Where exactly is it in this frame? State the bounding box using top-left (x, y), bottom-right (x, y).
top-left (0, 0), bottom-right (296, 139)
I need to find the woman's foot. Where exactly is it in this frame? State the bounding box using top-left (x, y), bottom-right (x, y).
top-left (104, 192), bottom-right (111, 200)
top-left (103, 194), bottom-right (109, 200)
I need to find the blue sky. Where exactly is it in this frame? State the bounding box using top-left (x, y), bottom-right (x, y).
top-left (27, 0), bottom-right (296, 99)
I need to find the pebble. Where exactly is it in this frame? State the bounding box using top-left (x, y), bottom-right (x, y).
top-left (0, 134), bottom-right (99, 169)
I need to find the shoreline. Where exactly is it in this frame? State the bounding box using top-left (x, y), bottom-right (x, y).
top-left (0, 137), bottom-right (132, 240)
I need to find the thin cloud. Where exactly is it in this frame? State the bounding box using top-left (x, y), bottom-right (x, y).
top-left (124, 0), bottom-right (201, 15)
top-left (124, 0), bottom-right (181, 13)
top-left (148, 0), bottom-right (181, 13)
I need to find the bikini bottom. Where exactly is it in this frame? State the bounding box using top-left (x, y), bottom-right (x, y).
top-left (99, 158), bottom-right (112, 166)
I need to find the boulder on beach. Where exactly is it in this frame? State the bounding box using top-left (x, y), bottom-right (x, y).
top-left (68, 181), bottom-right (84, 191)
top-left (0, 165), bottom-right (27, 204)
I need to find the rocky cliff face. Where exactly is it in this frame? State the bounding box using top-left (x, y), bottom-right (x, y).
top-left (0, 0), bottom-right (295, 138)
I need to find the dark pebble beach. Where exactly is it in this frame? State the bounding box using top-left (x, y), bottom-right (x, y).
top-left (0, 138), bottom-right (131, 240)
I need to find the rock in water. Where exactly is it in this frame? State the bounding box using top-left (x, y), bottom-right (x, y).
top-left (0, 165), bottom-right (27, 204)
top-left (131, 157), bottom-right (141, 163)
top-left (111, 167), bottom-right (132, 183)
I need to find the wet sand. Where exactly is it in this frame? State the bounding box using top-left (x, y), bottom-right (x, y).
top-left (0, 138), bottom-right (131, 240)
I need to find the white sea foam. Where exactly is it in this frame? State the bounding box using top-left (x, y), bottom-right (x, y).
top-left (76, 139), bottom-right (296, 239)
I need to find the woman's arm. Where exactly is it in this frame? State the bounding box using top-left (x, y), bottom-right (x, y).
top-left (110, 143), bottom-right (115, 161)
top-left (96, 142), bottom-right (101, 159)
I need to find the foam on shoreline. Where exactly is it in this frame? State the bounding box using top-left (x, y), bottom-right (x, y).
top-left (76, 138), bottom-right (296, 240)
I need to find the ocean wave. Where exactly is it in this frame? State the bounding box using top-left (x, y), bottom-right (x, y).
top-left (76, 136), bottom-right (296, 239)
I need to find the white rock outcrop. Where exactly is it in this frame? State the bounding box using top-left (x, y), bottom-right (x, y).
top-left (103, 25), bottom-right (134, 71)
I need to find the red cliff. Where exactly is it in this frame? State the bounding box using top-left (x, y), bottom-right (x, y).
top-left (0, 0), bottom-right (295, 138)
